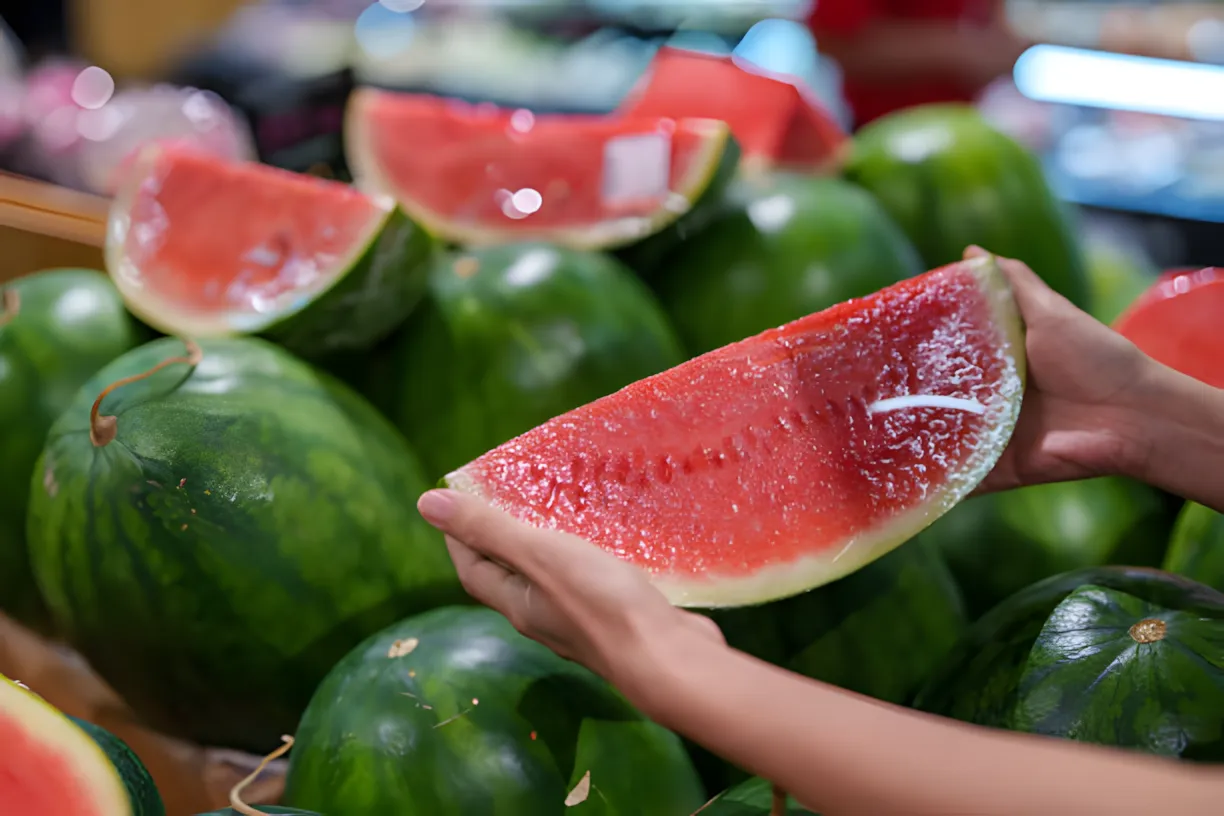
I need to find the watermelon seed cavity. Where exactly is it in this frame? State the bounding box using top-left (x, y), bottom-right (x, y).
top-left (228, 734), bottom-right (294, 816)
top-left (0, 286), bottom-right (18, 327)
top-left (89, 338), bottom-right (203, 447)
top-left (1128, 618), bottom-right (1168, 644)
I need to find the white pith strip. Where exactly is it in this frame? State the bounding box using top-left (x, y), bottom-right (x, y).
top-left (868, 395), bottom-right (986, 415)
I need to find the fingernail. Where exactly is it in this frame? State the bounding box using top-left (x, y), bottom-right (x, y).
top-left (417, 490), bottom-right (457, 526)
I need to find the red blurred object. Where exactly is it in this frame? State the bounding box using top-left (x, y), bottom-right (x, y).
top-left (1114, 267), bottom-right (1224, 389)
top-left (618, 47), bottom-right (849, 172)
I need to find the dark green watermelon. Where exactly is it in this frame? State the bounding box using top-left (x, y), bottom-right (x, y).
top-left (699, 777), bottom-right (816, 815)
top-left (914, 566), bottom-right (1224, 760)
top-left (843, 104), bottom-right (1092, 310)
top-left (70, 717), bottom-right (166, 815)
top-left (913, 476), bottom-right (1172, 619)
top-left (0, 269), bottom-right (143, 633)
top-left (26, 336), bottom-right (465, 753)
top-left (1081, 232), bottom-right (1159, 325)
top-left (282, 606), bottom-right (705, 815)
top-left (1163, 502), bottom-right (1224, 593)
top-left (389, 243), bottom-right (685, 479)
top-left (649, 172), bottom-right (924, 355)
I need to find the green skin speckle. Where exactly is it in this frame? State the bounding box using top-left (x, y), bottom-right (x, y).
top-left (26, 336), bottom-right (465, 753)
top-left (914, 566), bottom-right (1224, 761)
top-left (1163, 502), bottom-right (1224, 594)
top-left (699, 777), bottom-right (817, 815)
top-left (844, 104), bottom-right (1092, 311)
top-left (389, 243), bottom-right (686, 480)
top-left (283, 606), bottom-right (706, 816)
top-left (0, 269), bottom-right (143, 634)
top-left (650, 172), bottom-right (925, 356)
top-left (913, 476), bottom-right (1173, 619)
top-left (70, 717), bottom-right (166, 816)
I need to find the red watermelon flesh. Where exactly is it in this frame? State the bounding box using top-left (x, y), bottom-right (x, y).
top-left (446, 256), bottom-right (1026, 608)
top-left (618, 47), bottom-right (849, 172)
top-left (345, 89), bottom-right (733, 248)
top-left (1114, 267), bottom-right (1224, 389)
top-left (107, 144), bottom-right (392, 337)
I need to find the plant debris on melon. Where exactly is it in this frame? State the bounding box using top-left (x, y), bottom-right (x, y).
top-left (0, 674), bottom-right (165, 815)
top-left (345, 88), bottom-right (736, 250)
top-left (1114, 267), bottom-right (1224, 388)
top-left (107, 144), bottom-right (435, 357)
top-left (618, 46), bottom-right (849, 173)
top-left (446, 255), bottom-right (1026, 608)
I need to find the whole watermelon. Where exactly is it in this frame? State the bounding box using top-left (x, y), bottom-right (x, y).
top-left (0, 269), bottom-right (143, 632)
top-left (843, 104), bottom-right (1091, 310)
top-left (649, 172), bottom-right (924, 355)
top-left (26, 336), bottom-right (465, 753)
top-left (914, 566), bottom-right (1224, 760)
top-left (690, 541), bottom-right (964, 791)
top-left (1081, 228), bottom-right (1159, 325)
top-left (389, 243), bottom-right (685, 479)
top-left (913, 476), bottom-right (1173, 619)
top-left (700, 777), bottom-right (816, 815)
top-left (282, 606), bottom-right (705, 815)
top-left (1163, 502), bottom-right (1224, 593)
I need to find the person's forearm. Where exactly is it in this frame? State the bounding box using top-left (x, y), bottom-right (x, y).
top-left (1124, 361), bottom-right (1224, 513)
top-left (624, 628), bottom-right (1218, 815)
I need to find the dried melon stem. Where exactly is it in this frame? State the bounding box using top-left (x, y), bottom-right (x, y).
top-left (229, 734), bottom-right (295, 816)
top-left (90, 338), bottom-right (203, 447)
top-left (0, 287), bottom-right (18, 327)
top-left (771, 783), bottom-right (787, 816)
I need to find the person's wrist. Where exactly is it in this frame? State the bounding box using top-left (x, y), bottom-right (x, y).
top-left (607, 609), bottom-right (725, 726)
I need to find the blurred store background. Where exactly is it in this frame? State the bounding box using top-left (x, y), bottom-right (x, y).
top-left (1, 0), bottom-right (1223, 268)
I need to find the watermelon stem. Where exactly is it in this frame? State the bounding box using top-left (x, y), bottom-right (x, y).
top-left (89, 338), bottom-right (203, 447)
top-left (0, 287), bottom-right (17, 327)
top-left (228, 734), bottom-right (295, 816)
top-left (771, 784), bottom-right (787, 816)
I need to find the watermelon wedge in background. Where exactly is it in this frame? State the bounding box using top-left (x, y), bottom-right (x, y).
top-left (344, 89), bottom-right (738, 250)
top-left (619, 46), bottom-right (848, 173)
top-left (445, 255), bottom-right (1027, 608)
top-left (106, 144), bottom-right (435, 358)
top-left (1114, 267), bottom-right (1224, 389)
top-left (0, 675), bottom-right (165, 816)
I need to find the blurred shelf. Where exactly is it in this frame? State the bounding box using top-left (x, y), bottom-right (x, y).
top-left (1009, 1), bottom-right (1224, 62)
top-left (0, 174), bottom-right (108, 282)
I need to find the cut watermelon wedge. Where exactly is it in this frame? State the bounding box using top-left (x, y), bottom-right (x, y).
top-left (446, 256), bottom-right (1026, 608)
top-left (344, 89), bottom-right (736, 250)
top-left (618, 47), bottom-right (849, 174)
top-left (1113, 267), bottom-right (1224, 388)
top-left (107, 144), bottom-right (435, 357)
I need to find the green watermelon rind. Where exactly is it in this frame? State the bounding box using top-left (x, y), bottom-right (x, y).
top-left (0, 674), bottom-right (164, 815)
top-left (446, 255), bottom-right (1027, 609)
top-left (344, 87), bottom-right (739, 252)
top-left (105, 143), bottom-right (436, 358)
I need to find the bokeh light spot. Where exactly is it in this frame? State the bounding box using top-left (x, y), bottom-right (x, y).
top-left (72, 66), bottom-right (115, 110)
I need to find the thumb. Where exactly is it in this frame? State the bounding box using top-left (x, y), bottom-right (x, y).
top-left (418, 489), bottom-right (553, 574)
top-left (963, 245), bottom-right (1066, 322)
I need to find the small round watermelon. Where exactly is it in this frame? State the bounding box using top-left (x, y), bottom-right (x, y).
top-left (914, 566), bottom-right (1224, 760)
top-left (1163, 502), bottom-right (1224, 594)
top-left (0, 269), bottom-right (143, 633)
top-left (1114, 267), bottom-right (1224, 388)
top-left (390, 242), bottom-right (686, 479)
top-left (0, 674), bottom-right (165, 815)
top-left (26, 336), bottom-right (465, 753)
top-left (107, 143), bottom-right (436, 358)
top-left (649, 171), bottom-right (924, 355)
top-left (699, 777), bottom-right (815, 815)
top-left (282, 606), bottom-right (706, 815)
top-left (912, 476), bottom-right (1173, 620)
top-left (843, 104), bottom-right (1092, 310)
top-left (345, 88), bottom-right (738, 251)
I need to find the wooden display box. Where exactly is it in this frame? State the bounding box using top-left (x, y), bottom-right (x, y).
top-left (0, 173), bottom-right (107, 283)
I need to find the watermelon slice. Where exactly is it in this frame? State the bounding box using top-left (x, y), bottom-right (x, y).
top-left (445, 256), bottom-right (1026, 608)
top-left (107, 144), bottom-right (436, 357)
top-left (1113, 267), bottom-right (1224, 389)
top-left (344, 89), bottom-right (736, 250)
top-left (0, 675), bottom-right (164, 815)
top-left (618, 47), bottom-right (849, 174)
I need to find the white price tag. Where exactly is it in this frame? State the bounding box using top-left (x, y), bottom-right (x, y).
top-left (601, 132), bottom-right (672, 207)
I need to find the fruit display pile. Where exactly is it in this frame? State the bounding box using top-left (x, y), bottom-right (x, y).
top-left (4, 48), bottom-right (1224, 816)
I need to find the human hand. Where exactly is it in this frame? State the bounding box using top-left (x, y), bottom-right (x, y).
top-left (970, 246), bottom-right (1154, 494)
top-left (416, 489), bottom-right (724, 704)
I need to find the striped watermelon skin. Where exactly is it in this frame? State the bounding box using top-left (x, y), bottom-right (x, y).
top-left (26, 337), bottom-right (465, 753)
top-left (0, 269), bottom-right (143, 633)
